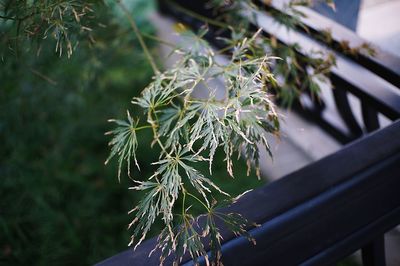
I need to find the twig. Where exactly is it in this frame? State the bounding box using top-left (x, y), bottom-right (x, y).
top-left (167, 0), bottom-right (229, 29)
top-left (29, 68), bottom-right (58, 86)
top-left (117, 0), bottom-right (159, 74)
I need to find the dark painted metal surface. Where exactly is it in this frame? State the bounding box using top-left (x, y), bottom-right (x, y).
top-left (96, 121), bottom-right (400, 266)
top-left (202, 153), bottom-right (399, 266)
top-left (266, 0), bottom-right (400, 89)
top-left (331, 85), bottom-right (363, 138)
top-left (362, 236), bottom-right (386, 266)
top-left (361, 102), bottom-right (380, 133)
top-left (312, 0), bottom-right (360, 31)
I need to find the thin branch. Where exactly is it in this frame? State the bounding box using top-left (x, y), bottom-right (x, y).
top-left (117, 0), bottom-right (159, 74)
top-left (29, 67), bottom-right (58, 86)
top-left (0, 11), bottom-right (38, 21)
top-left (186, 192), bottom-right (210, 211)
top-left (167, 0), bottom-right (229, 29)
top-left (0, 14), bottom-right (16, 20)
top-left (141, 32), bottom-right (176, 48)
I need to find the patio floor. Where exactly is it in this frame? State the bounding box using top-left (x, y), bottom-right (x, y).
top-left (358, 0), bottom-right (400, 56)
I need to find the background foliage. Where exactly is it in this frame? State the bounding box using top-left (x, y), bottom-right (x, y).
top-left (0, 1), bottom-right (153, 264)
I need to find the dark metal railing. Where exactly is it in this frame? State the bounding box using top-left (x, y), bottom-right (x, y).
top-left (96, 1), bottom-right (400, 265)
top-left (96, 121), bottom-right (400, 266)
top-left (185, 121), bottom-right (400, 266)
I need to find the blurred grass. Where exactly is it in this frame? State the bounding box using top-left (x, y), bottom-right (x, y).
top-left (0, 1), bottom-right (264, 265)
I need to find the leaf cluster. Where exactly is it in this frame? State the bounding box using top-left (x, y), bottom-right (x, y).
top-left (1, 0), bottom-right (103, 57)
top-left (106, 1), bottom-right (359, 264)
top-left (106, 26), bottom-right (279, 264)
top-left (208, 0), bottom-right (338, 106)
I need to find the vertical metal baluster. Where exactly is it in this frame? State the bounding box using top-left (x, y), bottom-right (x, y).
top-left (361, 236), bottom-right (386, 266)
top-left (305, 84), bottom-right (326, 114)
top-left (331, 76), bottom-right (363, 139)
top-left (361, 102), bottom-right (380, 133)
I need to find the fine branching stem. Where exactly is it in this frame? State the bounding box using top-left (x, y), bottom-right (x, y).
top-left (28, 67), bottom-right (58, 86)
top-left (216, 43), bottom-right (237, 55)
top-left (0, 14), bottom-right (15, 20)
top-left (167, 0), bottom-right (229, 29)
top-left (141, 32), bottom-right (176, 48)
top-left (135, 125), bottom-right (152, 131)
top-left (186, 192), bottom-right (210, 211)
top-left (104, 0), bottom-right (339, 264)
top-left (182, 190), bottom-right (187, 217)
top-left (117, 0), bottom-right (159, 74)
top-left (147, 110), bottom-right (170, 156)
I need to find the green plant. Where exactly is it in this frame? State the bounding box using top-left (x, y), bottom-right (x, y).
top-left (1, 1), bottom-right (157, 265)
top-left (104, 0), bottom-right (338, 265)
top-left (106, 15), bottom-right (279, 263)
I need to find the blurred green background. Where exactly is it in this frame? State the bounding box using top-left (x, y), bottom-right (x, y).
top-left (0, 1), bottom-right (264, 265)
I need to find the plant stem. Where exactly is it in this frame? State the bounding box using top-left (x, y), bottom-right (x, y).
top-left (135, 125), bottom-right (152, 131)
top-left (186, 192), bottom-right (209, 211)
top-left (28, 67), bottom-right (58, 86)
top-left (216, 43), bottom-right (236, 55)
top-left (167, 0), bottom-right (229, 29)
top-left (182, 190), bottom-right (187, 217)
top-left (147, 110), bottom-right (171, 157)
top-left (117, 0), bottom-right (159, 74)
top-left (141, 32), bottom-right (176, 48)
